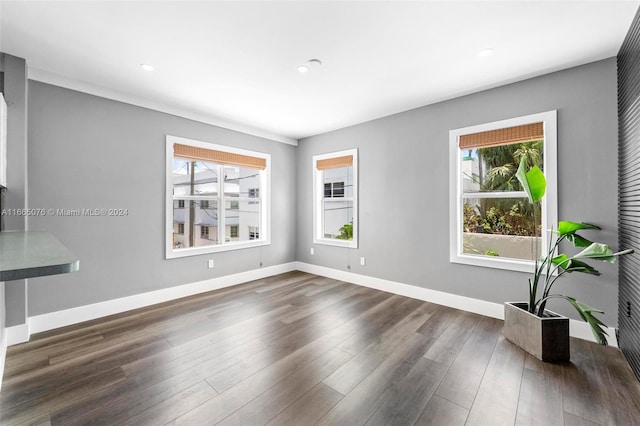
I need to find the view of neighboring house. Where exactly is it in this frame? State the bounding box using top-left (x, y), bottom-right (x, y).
top-left (172, 161), bottom-right (261, 249)
top-left (322, 166), bottom-right (354, 239)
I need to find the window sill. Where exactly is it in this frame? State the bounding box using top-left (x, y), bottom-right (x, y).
top-left (166, 239), bottom-right (270, 259)
top-left (313, 238), bottom-right (358, 249)
top-left (450, 253), bottom-right (536, 273)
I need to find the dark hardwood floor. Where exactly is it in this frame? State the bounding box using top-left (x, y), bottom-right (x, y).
top-left (2, 271), bottom-right (640, 425)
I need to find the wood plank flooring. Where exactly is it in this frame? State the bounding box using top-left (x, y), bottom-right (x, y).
top-left (2, 271), bottom-right (640, 425)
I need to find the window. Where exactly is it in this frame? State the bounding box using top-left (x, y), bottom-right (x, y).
top-left (166, 135), bottom-right (270, 258)
top-left (313, 149), bottom-right (358, 248)
top-left (324, 182), bottom-right (345, 198)
top-left (248, 188), bottom-right (259, 205)
top-left (249, 226), bottom-right (259, 240)
top-left (200, 226), bottom-right (210, 239)
top-left (449, 111), bottom-right (557, 272)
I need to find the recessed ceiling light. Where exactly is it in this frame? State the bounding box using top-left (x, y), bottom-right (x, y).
top-left (140, 63), bottom-right (155, 71)
top-left (478, 48), bottom-right (494, 57)
top-left (297, 59), bottom-right (322, 74)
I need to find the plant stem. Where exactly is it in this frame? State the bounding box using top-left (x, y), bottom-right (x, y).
top-left (536, 235), bottom-right (564, 315)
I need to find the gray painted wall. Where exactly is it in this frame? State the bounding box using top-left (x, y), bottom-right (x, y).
top-left (2, 54), bottom-right (28, 327)
top-left (296, 58), bottom-right (621, 326)
top-left (25, 81), bottom-right (297, 316)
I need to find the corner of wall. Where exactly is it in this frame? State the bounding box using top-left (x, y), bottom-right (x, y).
top-left (0, 280), bottom-right (6, 391)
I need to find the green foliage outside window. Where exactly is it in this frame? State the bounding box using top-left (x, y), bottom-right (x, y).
top-left (464, 140), bottom-right (543, 237)
top-left (336, 220), bottom-right (353, 240)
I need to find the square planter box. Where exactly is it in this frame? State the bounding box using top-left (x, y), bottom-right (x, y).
top-left (503, 302), bottom-right (570, 362)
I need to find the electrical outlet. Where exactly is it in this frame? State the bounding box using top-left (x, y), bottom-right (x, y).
top-left (360, 257), bottom-right (366, 266)
top-left (208, 259), bottom-right (214, 269)
top-left (310, 247), bottom-right (314, 255)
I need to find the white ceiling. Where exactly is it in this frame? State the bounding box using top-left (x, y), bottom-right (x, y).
top-left (1, 1), bottom-right (638, 145)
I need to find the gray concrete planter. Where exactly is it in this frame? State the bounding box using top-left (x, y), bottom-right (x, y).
top-left (503, 302), bottom-right (570, 362)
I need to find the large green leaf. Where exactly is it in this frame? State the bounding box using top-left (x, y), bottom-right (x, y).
top-left (564, 296), bottom-right (608, 345)
top-left (551, 255), bottom-right (601, 275)
top-left (526, 166), bottom-right (546, 202)
top-left (558, 222), bottom-right (600, 236)
top-left (557, 221), bottom-right (600, 236)
top-left (566, 233), bottom-right (594, 248)
top-left (515, 156), bottom-right (546, 203)
top-left (575, 243), bottom-right (615, 263)
top-left (550, 254), bottom-right (570, 268)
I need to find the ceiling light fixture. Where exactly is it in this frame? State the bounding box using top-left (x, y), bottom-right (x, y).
top-left (297, 64), bottom-right (309, 73)
top-left (140, 63), bottom-right (155, 71)
top-left (478, 48), bottom-right (494, 57)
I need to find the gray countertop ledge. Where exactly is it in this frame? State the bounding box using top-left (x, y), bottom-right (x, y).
top-left (0, 230), bottom-right (80, 281)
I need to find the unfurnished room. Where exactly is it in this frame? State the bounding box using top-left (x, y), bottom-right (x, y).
top-left (1, 1), bottom-right (640, 425)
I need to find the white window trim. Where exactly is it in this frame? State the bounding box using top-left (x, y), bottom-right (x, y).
top-left (165, 135), bottom-right (271, 259)
top-left (449, 110), bottom-right (558, 272)
top-left (312, 148), bottom-right (358, 248)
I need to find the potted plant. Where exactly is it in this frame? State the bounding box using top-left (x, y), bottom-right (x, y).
top-left (502, 157), bottom-right (633, 361)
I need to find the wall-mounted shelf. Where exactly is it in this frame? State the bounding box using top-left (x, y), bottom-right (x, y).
top-left (0, 231), bottom-right (79, 281)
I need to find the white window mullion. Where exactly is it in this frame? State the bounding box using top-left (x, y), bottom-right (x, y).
top-left (217, 164), bottom-right (225, 245)
top-left (461, 191), bottom-right (528, 199)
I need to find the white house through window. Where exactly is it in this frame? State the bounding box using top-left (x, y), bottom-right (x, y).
top-left (166, 135), bottom-right (270, 258)
top-left (313, 149), bottom-right (358, 248)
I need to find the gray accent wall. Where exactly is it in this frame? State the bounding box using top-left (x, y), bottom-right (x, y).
top-left (297, 58), bottom-right (621, 325)
top-left (24, 81), bottom-right (296, 316)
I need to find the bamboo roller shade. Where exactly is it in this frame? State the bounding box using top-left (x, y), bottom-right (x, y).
top-left (459, 122), bottom-right (543, 150)
top-left (174, 143), bottom-right (266, 170)
top-left (316, 155), bottom-right (353, 170)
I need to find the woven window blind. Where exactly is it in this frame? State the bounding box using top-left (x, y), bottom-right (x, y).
top-left (459, 122), bottom-right (543, 150)
top-left (174, 143), bottom-right (266, 170)
top-left (316, 155), bottom-right (353, 171)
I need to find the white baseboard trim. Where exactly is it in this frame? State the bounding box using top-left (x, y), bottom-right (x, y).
top-left (9, 262), bottom-right (297, 344)
top-left (6, 323), bottom-right (30, 346)
top-left (295, 262), bottom-right (618, 347)
top-left (4, 261), bottom-right (617, 349)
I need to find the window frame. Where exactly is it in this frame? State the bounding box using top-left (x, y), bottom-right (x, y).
top-left (449, 110), bottom-right (557, 272)
top-left (165, 135), bottom-right (271, 259)
top-left (312, 148), bottom-right (358, 248)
